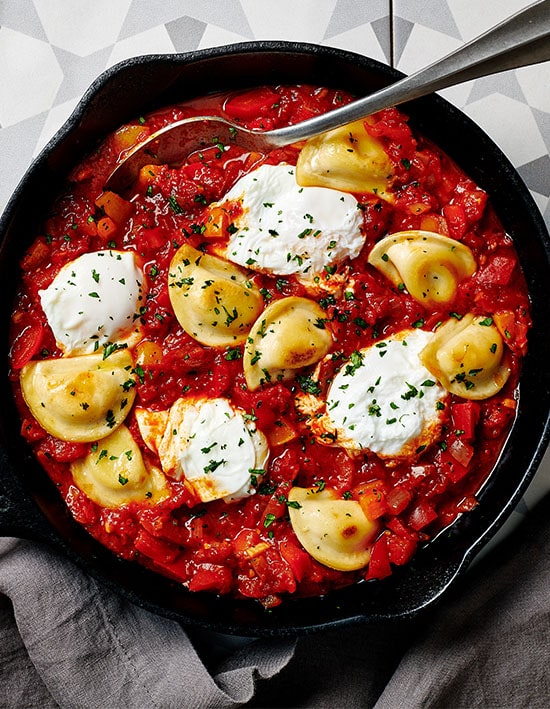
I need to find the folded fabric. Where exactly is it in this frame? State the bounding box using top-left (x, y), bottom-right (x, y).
top-left (0, 537), bottom-right (296, 708)
top-left (2, 492), bottom-right (550, 708)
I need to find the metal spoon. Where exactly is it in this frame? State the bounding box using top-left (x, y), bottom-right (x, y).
top-left (105, 0), bottom-right (550, 194)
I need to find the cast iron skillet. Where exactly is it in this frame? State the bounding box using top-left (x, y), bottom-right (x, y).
top-left (1, 43), bottom-right (549, 637)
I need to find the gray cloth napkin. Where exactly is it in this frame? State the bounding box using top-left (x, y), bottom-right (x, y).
top-left (2, 493), bottom-right (550, 708)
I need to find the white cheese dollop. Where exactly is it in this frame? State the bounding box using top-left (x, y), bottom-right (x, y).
top-left (139, 397), bottom-right (269, 504)
top-left (39, 250), bottom-right (145, 355)
top-left (220, 163), bottom-right (365, 278)
top-left (326, 329), bottom-right (447, 457)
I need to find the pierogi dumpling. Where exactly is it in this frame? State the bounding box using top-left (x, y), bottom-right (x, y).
top-left (244, 296), bottom-right (333, 390)
top-left (368, 230), bottom-right (476, 306)
top-left (288, 486), bottom-right (380, 571)
top-left (419, 314), bottom-right (511, 399)
top-left (71, 425), bottom-right (168, 508)
top-left (296, 119), bottom-right (394, 201)
top-left (20, 349), bottom-right (136, 442)
top-left (168, 243), bottom-right (263, 346)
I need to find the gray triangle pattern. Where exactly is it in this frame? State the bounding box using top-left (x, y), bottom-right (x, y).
top-left (518, 155), bottom-right (550, 199)
top-left (0, 0), bottom-right (48, 41)
top-left (0, 111), bottom-right (49, 210)
top-left (371, 16), bottom-right (392, 65)
top-left (52, 46), bottom-right (113, 106)
top-left (532, 107), bottom-right (550, 155)
top-left (324, 0), bottom-right (389, 39)
top-left (393, 0), bottom-right (461, 39)
top-left (118, 0), bottom-right (253, 41)
top-left (165, 16), bottom-right (208, 53)
top-left (466, 71), bottom-right (528, 105)
top-left (392, 16), bottom-right (415, 67)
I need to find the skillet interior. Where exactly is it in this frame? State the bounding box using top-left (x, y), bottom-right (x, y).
top-left (0, 42), bottom-right (549, 637)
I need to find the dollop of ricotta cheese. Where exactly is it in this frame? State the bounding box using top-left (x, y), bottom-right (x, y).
top-left (220, 163), bottom-right (365, 278)
top-left (324, 329), bottom-right (447, 458)
top-left (39, 250), bottom-right (145, 355)
top-left (137, 397), bottom-right (269, 503)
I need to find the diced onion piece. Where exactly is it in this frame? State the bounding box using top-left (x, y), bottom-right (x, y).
top-left (20, 350), bottom-right (136, 442)
top-left (419, 314), bottom-right (511, 400)
top-left (71, 425), bottom-right (168, 508)
top-left (368, 230), bottom-right (476, 306)
top-left (449, 438), bottom-right (475, 467)
top-left (168, 243), bottom-right (263, 346)
top-left (288, 486), bottom-right (380, 571)
top-left (296, 119), bottom-right (394, 201)
top-left (244, 296), bottom-right (332, 391)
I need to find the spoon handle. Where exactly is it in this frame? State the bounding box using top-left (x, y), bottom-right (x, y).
top-left (268, 0), bottom-right (550, 145)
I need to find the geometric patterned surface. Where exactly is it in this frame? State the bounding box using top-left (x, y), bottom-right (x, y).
top-left (0, 0), bottom-right (549, 528)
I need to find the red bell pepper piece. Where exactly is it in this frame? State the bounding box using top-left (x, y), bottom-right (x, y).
top-left (10, 322), bottom-right (44, 370)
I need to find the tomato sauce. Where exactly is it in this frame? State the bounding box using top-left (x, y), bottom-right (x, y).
top-left (9, 85), bottom-right (531, 606)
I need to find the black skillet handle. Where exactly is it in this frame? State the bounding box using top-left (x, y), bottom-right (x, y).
top-left (0, 446), bottom-right (60, 545)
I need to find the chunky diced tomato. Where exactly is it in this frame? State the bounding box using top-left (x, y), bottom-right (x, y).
top-left (224, 88), bottom-right (281, 120)
top-left (443, 203), bottom-right (467, 240)
top-left (135, 226), bottom-right (168, 252)
top-left (493, 310), bottom-right (529, 355)
top-left (135, 528), bottom-right (180, 564)
top-left (20, 238), bottom-right (50, 271)
top-left (438, 448), bottom-right (470, 484)
top-left (366, 107), bottom-right (416, 155)
top-left (454, 181), bottom-right (488, 223)
top-left (233, 528), bottom-right (261, 557)
top-left (451, 401), bottom-right (480, 441)
top-left (38, 436), bottom-right (89, 462)
top-left (186, 515), bottom-right (208, 545)
top-left (187, 564), bottom-right (233, 594)
top-left (386, 516), bottom-right (418, 541)
top-left (66, 485), bottom-right (98, 527)
top-left (386, 532), bottom-right (417, 566)
top-left (365, 534), bottom-right (392, 580)
top-left (259, 486), bottom-right (289, 530)
top-left (20, 417), bottom-right (47, 442)
top-left (279, 540), bottom-right (312, 583)
top-left (477, 252), bottom-right (517, 286)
